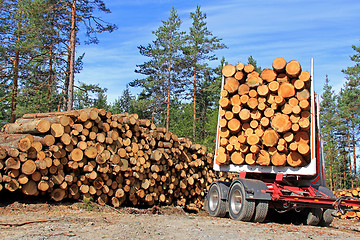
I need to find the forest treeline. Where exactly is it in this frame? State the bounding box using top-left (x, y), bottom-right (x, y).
top-left (320, 43), bottom-right (360, 190)
top-left (0, 0), bottom-right (116, 123)
top-left (0, 1), bottom-right (359, 190)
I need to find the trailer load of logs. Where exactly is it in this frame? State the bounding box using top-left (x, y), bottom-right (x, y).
top-left (217, 57), bottom-right (312, 167)
top-left (334, 187), bottom-right (360, 220)
top-left (0, 108), bottom-right (235, 211)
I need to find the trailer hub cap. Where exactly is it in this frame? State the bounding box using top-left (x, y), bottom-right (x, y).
top-left (230, 189), bottom-right (243, 214)
top-left (208, 189), bottom-right (219, 211)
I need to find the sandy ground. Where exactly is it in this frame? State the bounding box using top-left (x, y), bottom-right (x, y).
top-left (0, 201), bottom-right (359, 240)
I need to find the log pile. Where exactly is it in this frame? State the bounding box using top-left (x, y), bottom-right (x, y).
top-left (334, 187), bottom-right (360, 220)
top-left (0, 108), bottom-right (232, 211)
top-left (217, 58), bottom-right (312, 167)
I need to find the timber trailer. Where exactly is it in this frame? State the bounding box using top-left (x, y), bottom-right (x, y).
top-left (205, 59), bottom-right (360, 226)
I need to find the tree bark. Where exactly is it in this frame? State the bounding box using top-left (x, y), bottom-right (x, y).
top-left (48, 40), bottom-right (54, 112)
top-left (193, 55), bottom-right (197, 140)
top-left (352, 124), bottom-right (357, 180)
top-left (347, 126), bottom-right (354, 188)
top-left (67, 0), bottom-right (77, 111)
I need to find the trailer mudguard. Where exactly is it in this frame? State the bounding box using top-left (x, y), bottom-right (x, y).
top-left (209, 181), bottom-right (231, 200)
top-left (230, 178), bottom-right (272, 201)
top-left (317, 186), bottom-right (335, 198)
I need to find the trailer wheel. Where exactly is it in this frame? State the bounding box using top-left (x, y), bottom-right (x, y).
top-left (317, 186), bottom-right (335, 227)
top-left (228, 182), bottom-right (255, 221)
top-left (319, 209), bottom-right (334, 227)
top-left (207, 184), bottom-right (227, 217)
top-left (306, 208), bottom-right (322, 226)
top-left (253, 200), bottom-right (268, 223)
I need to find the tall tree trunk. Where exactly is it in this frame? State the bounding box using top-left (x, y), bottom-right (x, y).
top-left (193, 56), bottom-right (197, 140)
top-left (10, 49), bottom-right (19, 123)
top-left (151, 104), bottom-right (155, 124)
top-left (67, 0), bottom-right (76, 111)
top-left (63, 61), bottom-right (69, 110)
top-left (166, 57), bottom-right (171, 132)
top-left (165, 31), bottom-right (174, 132)
top-left (10, 11), bottom-right (21, 123)
top-left (352, 124), bottom-right (357, 180)
top-left (48, 41), bottom-right (54, 112)
top-left (347, 129), bottom-right (354, 188)
top-left (327, 149), bottom-right (333, 191)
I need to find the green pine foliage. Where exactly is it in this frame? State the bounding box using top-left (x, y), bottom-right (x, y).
top-left (320, 42), bottom-right (360, 189)
top-left (320, 76), bottom-right (342, 190)
top-left (183, 5), bottom-right (226, 139)
top-left (247, 55), bottom-right (262, 73)
top-left (131, 7), bottom-right (185, 131)
top-left (0, 0), bottom-right (116, 123)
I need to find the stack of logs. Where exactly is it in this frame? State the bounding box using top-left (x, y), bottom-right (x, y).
top-left (334, 187), bottom-right (360, 219)
top-left (217, 57), bottom-right (312, 167)
top-left (0, 108), bottom-right (234, 211)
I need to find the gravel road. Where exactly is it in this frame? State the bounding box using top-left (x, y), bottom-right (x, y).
top-left (0, 202), bottom-right (359, 240)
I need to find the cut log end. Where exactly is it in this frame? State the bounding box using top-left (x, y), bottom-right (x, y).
top-left (272, 57), bottom-right (287, 72)
top-left (271, 114), bottom-right (292, 133)
top-left (222, 64), bottom-right (236, 77)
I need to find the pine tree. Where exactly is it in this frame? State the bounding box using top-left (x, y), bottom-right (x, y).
top-left (73, 82), bottom-right (105, 110)
top-left (339, 42), bottom-right (360, 185)
top-left (0, 0), bottom-right (41, 122)
top-left (111, 85), bottom-right (134, 114)
top-left (93, 89), bottom-right (109, 110)
top-left (62, 0), bottom-right (117, 111)
top-left (184, 5), bottom-right (226, 140)
top-left (320, 76), bottom-right (340, 190)
top-left (130, 90), bottom-right (153, 120)
top-left (247, 55), bottom-right (261, 73)
top-left (194, 58), bottom-right (224, 150)
top-left (132, 7), bottom-right (185, 131)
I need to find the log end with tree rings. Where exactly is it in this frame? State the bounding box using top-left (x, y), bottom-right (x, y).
top-left (271, 114), bottom-right (292, 133)
top-left (245, 153), bottom-right (256, 165)
top-left (238, 84), bottom-right (250, 96)
top-left (272, 57), bottom-right (287, 72)
top-left (299, 70), bottom-right (311, 82)
top-left (257, 84), bottom-right (269, 96)
top-left (244, 64), bottom-right (255, 73)
top-left (224, 77), bottom-right (240, 94)
top-left (235, 71), bottom-right (244, 81)
top-left (271, 151), bottom-right (287, 166)
top-left (228, 118), bottom-right (241, 133)
top-left (222, 64), bottom-right (236, 77)
top-left (260, 68), bottom-right (277, 82)
top-left (278, 82), bottom-right (295, 98)
top-left (70, 148), bottom-right (83, 162)
top-left (231, 151), bottom-right (245, 165)
top-left (287, 151), bottom-right (304, 167)
top-left (235, 62), bottom-right (245, 71)
top-left (256, 150), bottom-right (270, 166)
top-left (262, 129), bottom-right (279, 147)
top-left (37, 119), bottom-right (51, 133)
top-left (286, 60), bottom-right (301, 78)
top-left (247, 134), bottom-right (260, 146)
top-left (246, 75), bottom-right (263, 87)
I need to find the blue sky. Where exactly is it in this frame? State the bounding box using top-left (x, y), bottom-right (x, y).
top-left (76, 0), bottom-right (360, 103)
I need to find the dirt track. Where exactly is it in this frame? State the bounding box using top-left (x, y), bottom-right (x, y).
top-left (0, 201), bottom-right (359, 240)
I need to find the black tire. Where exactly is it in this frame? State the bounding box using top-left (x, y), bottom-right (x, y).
top-left (253, 200), bottom-right (269, 223)
top-left (318, 186), bottom-right (335, 227)
top-left (207, 184), bottom-right (227, 217)
top-left (319, 209), bottom-right (334, 227)
top-left (306, 208), bottom-right (322, 226)
top-left (228, 182), bottom-right (255, 221)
